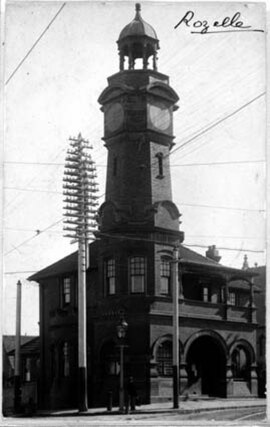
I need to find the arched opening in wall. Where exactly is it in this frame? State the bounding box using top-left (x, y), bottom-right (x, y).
top-left (231, 346), bottom-right (251, 381)
top-left (186, 335), bottom-right (226, 397)
top-left (96, 341), bottom-right (120, 406)
top-left (100, 341), bottom-right (119, 377)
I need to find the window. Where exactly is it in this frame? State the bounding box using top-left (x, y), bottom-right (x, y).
top-left (157, 341), bottom-right (172, 376)
top-left (219, 287), bottom-right (225, 303)
top-left (229, 291), bottom-right (236, 306)
top-left (156, 153), bottom-right (164, 178)
top-left (203, 286), bottom-right (210, 302)
top-left (62, 277), bottom-right (71, 305)
top-left (22, 357), bottom-right (31, 382)
top-left (105, 259), bottom-right (116, 295)
top-left (160, 259), bottom-right (171, 295)
top-left (130, 256), bottom-right (146, 293)
top-left (25, 358), bottom-right (31, 382)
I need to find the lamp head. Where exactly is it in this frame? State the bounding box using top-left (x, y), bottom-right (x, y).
top-left (116, 318), bottom-right (128, 339)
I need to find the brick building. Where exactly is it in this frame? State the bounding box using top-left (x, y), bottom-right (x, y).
top-left (29, 4), bottom-right (260, 409)
top-left (247, 262), bottom-right (266, 397)
top-left (2, 336), bottom-right (40, 414)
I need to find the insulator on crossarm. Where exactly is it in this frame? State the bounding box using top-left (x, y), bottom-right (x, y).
top-left (65, 154), bottom-right (80, 161)
top-left (63, 213), bottom-right (82, 219)
top-left (64, 171), bottom-right (81, 177)
top-left (64, 164), bottom-right (80, 171)
top-left (63, 180), bottom-right (80, 186)
top-left (63, 220), bottom-right (84, 226)
top-left (63, 179), bottom-right (80, 184)
top-left (63, 188), bottom-right (82, 194)
top-left (64, 234), bottom-right (79, 240)
top-left (63, 226), bottom-right (79, 232)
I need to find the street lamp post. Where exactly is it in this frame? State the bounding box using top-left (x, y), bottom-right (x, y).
top-left (14, 280), bottom-right (22, 413)
top-left (172, 246), bottom-right (180, 409)
top-left (116, 317), bottom-right (128, 413)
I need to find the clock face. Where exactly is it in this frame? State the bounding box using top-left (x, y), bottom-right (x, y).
top-left (106, 103), bottom-right (124, 132)
top-left (149, 103), bottom-right (171, 131)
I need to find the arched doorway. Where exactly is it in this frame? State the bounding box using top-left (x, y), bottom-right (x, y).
top-left (186, 335), bottom-right (226, 397)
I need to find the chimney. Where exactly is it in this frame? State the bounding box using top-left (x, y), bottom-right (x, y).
top-left (242, 254), bottom-right (249, 270)
top-left (206, 245), bottom-right (221, 263)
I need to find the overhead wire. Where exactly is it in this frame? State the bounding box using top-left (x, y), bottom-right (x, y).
top-left (5, 61), bottom-right (265, 216)
top-left (170, 92), bottom-right (265, 158)
top-left (4, 211), bottom-right (265, 257)
top-left (4, 110), bottom-right (265, 256)
top-left (4, 146), bottom-right (66, 212)
top-left (181, 203), bottom-right (265, 213)
top-left (3, 159), bottom-right (265, 168)
top-left (4, 219), bottom-right (62, 256)
top-left (4, 0), bottom-right (264, 207)
top-left (97, 231), bottom-right (265, 254)
top-left (5, 3), bottom-right (66, 85)
top-left (6, 65), bottom-right (260, 210)
top-left (3, 6), bottom-right (265, 262)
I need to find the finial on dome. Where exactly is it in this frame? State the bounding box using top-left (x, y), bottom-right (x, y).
top-left (117, 3), bottom-right (159, 71)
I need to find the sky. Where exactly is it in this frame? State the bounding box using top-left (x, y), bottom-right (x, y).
top-left (2, 1), bottom-right (266, 335)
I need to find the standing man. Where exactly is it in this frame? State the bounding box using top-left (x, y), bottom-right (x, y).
top-left (125, 377), bottom-right (137, 413)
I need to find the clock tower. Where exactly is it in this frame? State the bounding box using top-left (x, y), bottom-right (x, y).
top-left (98, 3), bottom-right (183, 244)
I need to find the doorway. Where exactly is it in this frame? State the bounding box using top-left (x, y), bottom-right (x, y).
top-left (186, 335), bottom-right (226, 397)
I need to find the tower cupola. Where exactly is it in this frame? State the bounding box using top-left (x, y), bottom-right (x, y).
top-left (117, 3), bottom-right (159, 71)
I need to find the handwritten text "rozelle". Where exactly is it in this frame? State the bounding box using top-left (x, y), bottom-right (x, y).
top-left (174, 11), bottom-right (264, 34)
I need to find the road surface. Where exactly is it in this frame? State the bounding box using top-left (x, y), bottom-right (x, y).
top-left (6, 405), bottom-right (267, 425)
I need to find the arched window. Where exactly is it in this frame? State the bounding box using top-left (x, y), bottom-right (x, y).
top-left (156, 340), bottom-right (172, 376)
top-left (231, 346), bottom-right (249, 380)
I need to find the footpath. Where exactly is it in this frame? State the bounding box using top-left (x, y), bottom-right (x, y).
top-left (35, 397), bottom-right (266, 418)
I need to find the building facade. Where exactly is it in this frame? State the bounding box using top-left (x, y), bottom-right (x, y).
top-left (250, 264), bottom-right (266, 397)
top-left (29, 4), bottom-right (259, 409)
top-left (2, 336), bottom-right (40, 415)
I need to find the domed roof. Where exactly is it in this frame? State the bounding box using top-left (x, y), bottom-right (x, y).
top-left (118, 3), bottom-right (158, 41)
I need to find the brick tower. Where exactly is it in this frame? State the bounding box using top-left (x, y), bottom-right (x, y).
top-left (97, 3), bottom-right (184, 242)
top-left (91, 4), bottom-right (184, 404)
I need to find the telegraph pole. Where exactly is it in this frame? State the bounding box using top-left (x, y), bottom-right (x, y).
top-left (63, 133), bottom-right (98, 412)
top-left (172, 247), bottom-right (179, 409)
top-left (14, 280), bottom-right (22, 413)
